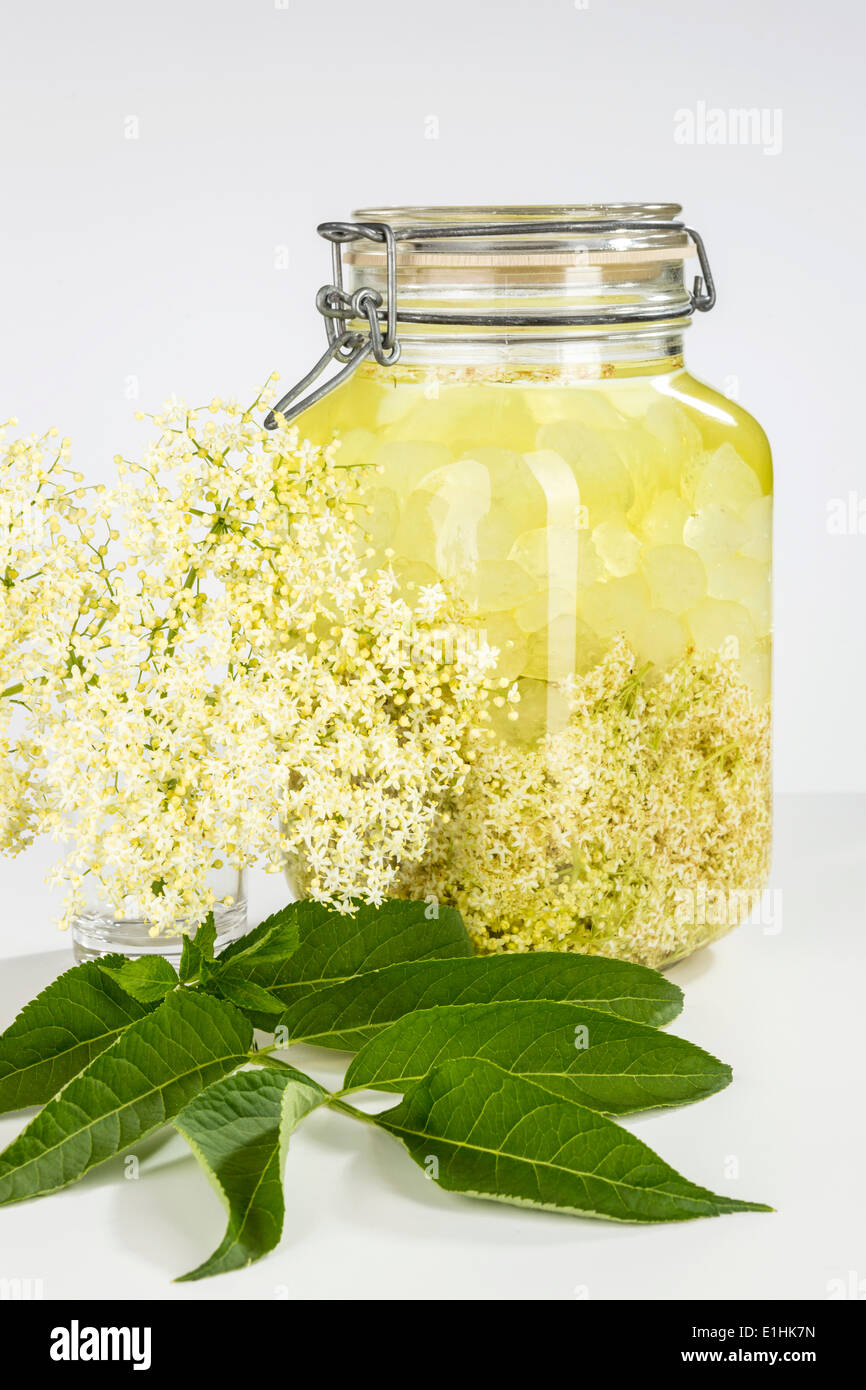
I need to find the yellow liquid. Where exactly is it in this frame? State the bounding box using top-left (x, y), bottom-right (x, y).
top-left (296, 361), bottom-right (773, 966)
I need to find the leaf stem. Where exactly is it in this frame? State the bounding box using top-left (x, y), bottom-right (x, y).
top-left (325, 1095), bottom-right (378, 1125)
top-left (249, 1057), bottom-right (376, 1124)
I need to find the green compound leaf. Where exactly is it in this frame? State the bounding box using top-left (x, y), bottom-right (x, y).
top-left (344, 1001), bottom-right (731, 1114)
top-left (97, 955), bottom-right (179, 1006)
top-left (0, 990), bottom-right (252, 1206)
top-left (174, 1065), bottom-right (325, 1281)
top-left (283, 952), bottom-right (683, 1050)
top-left (0, 958), bottom-right (152, 1115)
top-left (376, 1058), bottom-right (771, 1223)
top-left (228, 899), bottom-right (474, 1027)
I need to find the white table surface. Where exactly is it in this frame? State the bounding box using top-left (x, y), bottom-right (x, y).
top-left (1, 793), bottom-right (863, 1301)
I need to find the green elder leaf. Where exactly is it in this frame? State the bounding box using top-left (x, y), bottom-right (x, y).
top-left (0, 989), bottom-right (252, 1206)
top-left (377, 1058), bottom-right (771, 1223)
top-left (283, 952), bottom-right (682, 1050)
top-left (344, 1001), bottom-right (731, 1114)
top-left (96, 955), bottom-right (179, 1006)
top-left (174, 1064), bottom-right (325, 1281)
top-left (200, 965), bottom-right (286, 1018)
top-left (215, 907), bottom-right (301, 970)
top-left (179, 934), bottom-right (203, 983)
top-left (176, 914), bottom-right (220, 986)
top-left (0, 958), bottom-right (152, 1115)
top-left (195, 913), bottom-right (218, 961)
top-left (225, 898), bottom-right (474, 1027)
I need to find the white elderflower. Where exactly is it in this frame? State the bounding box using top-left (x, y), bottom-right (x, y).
top-left (0, 423), bottom-right (113, 853)
top-left (2, 390), bottom-right (493, 934)
top-left (396, 637), bottom-right (771, 967)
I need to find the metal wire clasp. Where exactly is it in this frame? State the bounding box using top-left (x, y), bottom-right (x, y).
top-left (264, 223), bottom-right (400, 429)
top-left (685, 226), bottom-right (716, 313)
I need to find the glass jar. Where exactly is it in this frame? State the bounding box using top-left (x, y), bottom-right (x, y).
top-left (70, 867), bottom-right (247, 963)
top-left (277, 205), bottom-right (772, 967)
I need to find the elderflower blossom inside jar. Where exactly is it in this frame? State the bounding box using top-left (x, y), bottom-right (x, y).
top-left (275, 205), bottom-right (772, 967)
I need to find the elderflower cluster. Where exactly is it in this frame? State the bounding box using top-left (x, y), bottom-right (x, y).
top-left (396, 637), bottom-right (772, 967)
top-left (0, 423), bottom-right (113, 851)
top-left (3, 389), bottom-right (496, 933)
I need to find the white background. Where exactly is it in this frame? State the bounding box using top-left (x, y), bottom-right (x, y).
top-left (0, 0), bottom-right (864, 1302)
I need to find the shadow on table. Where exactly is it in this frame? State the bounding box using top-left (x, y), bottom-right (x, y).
top-left (0, 948), bottom-right (73, 1024)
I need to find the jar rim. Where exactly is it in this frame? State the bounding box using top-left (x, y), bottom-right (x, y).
top-left (353, 203), bottom-right (683, 223)
top-left (346, 205), bottom-right (694, 266)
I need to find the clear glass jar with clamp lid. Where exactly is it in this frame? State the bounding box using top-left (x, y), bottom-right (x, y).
top-left (270, 205), bottom-right (772, 967)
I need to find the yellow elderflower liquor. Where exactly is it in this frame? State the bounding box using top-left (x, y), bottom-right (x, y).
top-left (274, 206), bottom-right (772, 967)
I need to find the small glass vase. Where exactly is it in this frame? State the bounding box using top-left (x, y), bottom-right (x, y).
top-left (70, 868), bottom-right (247, 964)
